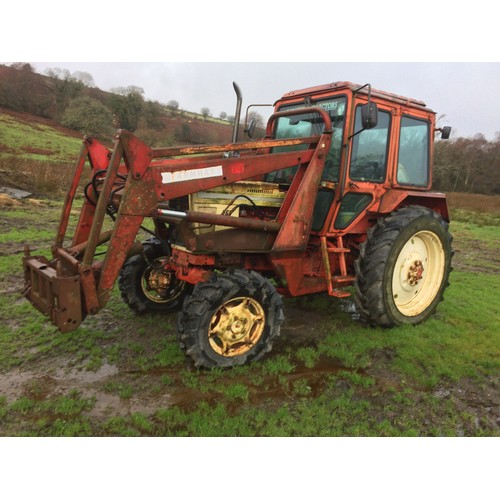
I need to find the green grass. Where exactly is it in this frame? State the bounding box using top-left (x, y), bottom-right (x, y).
top-left (5, 390), bottom-right (95, 436)
top-left (0, 227), bottom-right (55, 244)
top-left (0, 112), bottom-right (81, 162)
top-left (295, 346), bottom-right (320, 368)
top-left (450, 207), bottom-right (500, 227)
top-left (318, 271), bottom-right (499, 387)
top-left (451, 219), bottom-right (500, 247)
top-left (0, 200), bottom-right (499, 437)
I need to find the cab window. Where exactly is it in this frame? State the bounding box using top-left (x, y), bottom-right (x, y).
top-left (350, 107), bottom-right (391, 182)
top-left (397, 116), bottom-right (430, 186)
top-left (266, 97), bottom-right (346, 184)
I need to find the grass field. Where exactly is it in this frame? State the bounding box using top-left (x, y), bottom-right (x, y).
top-left (0, 110), bottom-right (82, 162)
top-left (0, 192), bottom-right (498, 437)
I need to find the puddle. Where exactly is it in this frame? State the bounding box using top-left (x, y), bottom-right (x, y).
top-left (0, 361), bottom-right (180, 418)
top-left (55, 363), bottom-right (119, 384)
top-left (130, 354), bottom-right (366, 414)
top-left (1, 352), bottom-right (371, 421)
top-left (0, 369), bottom-right (40, 403)
top-left (0, 363), bottom-right (119, 405)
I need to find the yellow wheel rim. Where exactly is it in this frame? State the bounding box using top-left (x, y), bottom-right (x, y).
top-left (208, 297), bottom-right (265, 357)
top-left (392, 230), bottom-right (445, 316)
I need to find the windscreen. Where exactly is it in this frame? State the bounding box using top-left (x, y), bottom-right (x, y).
top-left (266, 97), bottom-right (347, 184)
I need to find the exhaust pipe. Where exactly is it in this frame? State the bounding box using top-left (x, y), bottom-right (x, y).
top-left (231, 82), bottom-right (242, 144)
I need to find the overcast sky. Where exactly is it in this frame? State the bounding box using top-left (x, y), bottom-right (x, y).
top-left (3, 1), bottom-right (499, 142)
top-left (29, 62), bottom-right (500, 140)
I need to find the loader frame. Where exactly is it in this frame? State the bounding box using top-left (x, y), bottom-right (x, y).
top-left (24, 107), bottom-right (347, 331)
top-left (23, 81), bottom-right (451, 341)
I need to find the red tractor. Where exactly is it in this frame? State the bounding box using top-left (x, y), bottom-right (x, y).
top-left (23, 81), bottom-right (453, 368)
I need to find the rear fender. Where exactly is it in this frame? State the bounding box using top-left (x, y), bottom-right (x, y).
top-left (374, 190), bottom-right (449, 221)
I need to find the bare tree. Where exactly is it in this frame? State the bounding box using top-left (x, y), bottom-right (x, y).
top-left (201, 107), bottom-right (211, 120)
top-left (110, 85), bottom-right (145, 97)
top-left (167, 100), bottom-right (179, 111)
top-left (247, 110), bottom-right (265, 130)
top-left (72, 71), bottom-right (95, 87)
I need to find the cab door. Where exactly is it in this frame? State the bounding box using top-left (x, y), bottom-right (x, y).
top-left (332, 101), bottom-right (394, 231)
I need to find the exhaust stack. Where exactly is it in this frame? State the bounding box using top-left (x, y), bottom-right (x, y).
top-left (231, 82), bottom-right (242, 143)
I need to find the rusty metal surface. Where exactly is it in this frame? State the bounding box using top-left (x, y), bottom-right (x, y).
top-left (150, 149), bottom-right (315, 204)
top-left (151, 136), bottom-right (320, 159)
top-left (280, 81), bottom-right (428, 110)
top-left (82, 141), bottom-right (124, 267)
top-left (375, 189), bottom-right (449, 221)
top-left (156, 209), bottom-right (282, 233)
top-left (97, 215), bottom-right (144, 307)
top-left (272, 133), bottom-right (332, 251)
top-left (191, 228), bottom-right (276, 254)
top-left (23, 255), bottom-right (82, 332)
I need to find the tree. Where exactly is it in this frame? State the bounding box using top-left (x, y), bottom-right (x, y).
top-left (61, 97), bottom-right (113, 138)
top-left (108, 90), bottom-right (144, 132)
top-left (247, 110), bottom-right (265, 130)
top-left (44, 67), bottom-right (84, 118)
top-left (44, 67), bottom-right (71, 80)
top-left (434, 134), bottom-right (500, 194)
top-left (201, 107), bottom-right (211, 120)
top-left (219, 111), bottom-right (227, 120)
top-left (10, 62), bottom-right (34, 72)
top-left (175, 123), bottom-right (191, 143)
top-left (167, 100), bottom-right (179, 111)
top-left (72, 71), bottom-right (95, 87)
top-left (110, 85), bottom-right (145, 97)
top-left (142, 100), bottom-right (165, 130)
top-left (0, 63), bottom-right (44, 115)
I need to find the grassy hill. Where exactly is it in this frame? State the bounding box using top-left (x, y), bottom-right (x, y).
top-left (0, 79), bottom-right (238, 198)
top-left (0, 108), bottom-right (83, 162)
top-left (0, 105), bottom-right (235, 161)
top-left (0, 63), bottom-right (238, 167)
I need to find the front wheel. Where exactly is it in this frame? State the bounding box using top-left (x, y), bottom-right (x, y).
top-left (118, 238), bottom-right (191, 314)
top-left (178, 269), bottom-right (284, 368)
top-left (354, 206), bottom-right (453, 327)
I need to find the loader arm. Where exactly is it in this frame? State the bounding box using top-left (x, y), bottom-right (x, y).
top-left (23, 107), bottom-right (332, 332)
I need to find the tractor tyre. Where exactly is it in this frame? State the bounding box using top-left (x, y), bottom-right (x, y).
top-left (178, 269), bottom-right (284, 368)
top-left (118, 238), bottom-right (191, 314)
top-left (354, 206), bottom-right (453, 327)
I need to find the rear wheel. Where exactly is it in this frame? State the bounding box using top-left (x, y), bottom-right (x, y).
top-left (354, 206), bottom-right (453, 327)
top-left (119, 238), bottom-right (191, 314)
top-left (178, 269), bottom-right (284, 368)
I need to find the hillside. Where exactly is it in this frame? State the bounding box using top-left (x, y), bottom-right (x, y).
top-left (0, 63), bottom-right (244, 197)
top-left (0, 105), bottom-right (236, 160)
top-left (0, 107), bottom-right (83, 161)
top-left (0, 106), bottom-right (240, 199)
top-left (0, 63), bottom-right (237, 151)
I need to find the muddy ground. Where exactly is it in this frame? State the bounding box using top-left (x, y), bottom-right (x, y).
top-left (0, 198), bottom-right (499, 436)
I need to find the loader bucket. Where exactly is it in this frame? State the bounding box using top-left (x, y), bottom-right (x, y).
top-left (23, 254), bottom-right (83, 333)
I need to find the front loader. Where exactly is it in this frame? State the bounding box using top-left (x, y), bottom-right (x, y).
top-left (23, 81), bottom-right (453, 368)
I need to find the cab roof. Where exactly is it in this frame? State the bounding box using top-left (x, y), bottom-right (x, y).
top-left (279, 81), bottom-right (430, 111)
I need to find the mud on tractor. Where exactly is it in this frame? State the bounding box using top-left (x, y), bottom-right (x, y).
top-left (23, 81), bottom-right (453, 368)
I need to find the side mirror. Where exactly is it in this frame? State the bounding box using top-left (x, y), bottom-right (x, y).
top-left (441, 126), bottom-right (451, 140)
top-left (244, 118), bottom-right (256, 139)
top-left (361, 102), bottom-right (378, 129)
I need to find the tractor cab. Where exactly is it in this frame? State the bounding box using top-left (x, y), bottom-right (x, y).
top-left (265, 81), bottom-right (446, 235)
